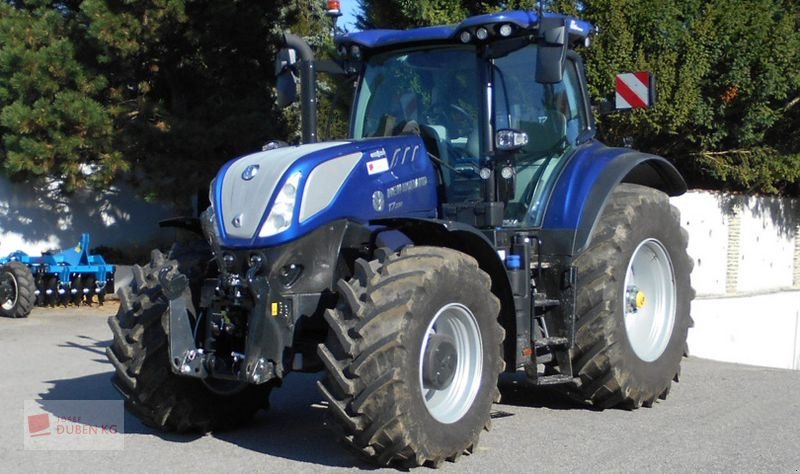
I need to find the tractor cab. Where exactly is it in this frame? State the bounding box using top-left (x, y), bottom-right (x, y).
top-left (278, 11), bottom-right (595, 230)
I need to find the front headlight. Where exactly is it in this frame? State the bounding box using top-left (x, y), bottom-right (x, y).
top-left (259, 171), bottom-right (302, 237)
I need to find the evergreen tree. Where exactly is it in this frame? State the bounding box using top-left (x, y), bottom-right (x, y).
top-left (0, 1), bottom-right (125, 192)
top-left (1, 1), bottom-right (300, 205)
top-left (577, 0), bottom-right (800, 193)
top-left (78, 0), bottom-right (292, 204)
top-left (357, 0), bottom-right (489, 29)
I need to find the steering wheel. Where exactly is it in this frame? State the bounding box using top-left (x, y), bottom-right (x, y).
top-left (426, 102), bottom-right (474, 138)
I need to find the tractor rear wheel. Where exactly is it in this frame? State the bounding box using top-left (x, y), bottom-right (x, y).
top-left (318, 246), bottom-right (504, 467)
top-left (570, 184), bottom-right (693, 408)
top-left (106, 246), bottom-right (272, 432)
top-left (0, 262), bottom-right (36, 318)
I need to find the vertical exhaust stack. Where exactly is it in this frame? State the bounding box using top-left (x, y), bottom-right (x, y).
top-left (283, 33), bottom-right (318, 143)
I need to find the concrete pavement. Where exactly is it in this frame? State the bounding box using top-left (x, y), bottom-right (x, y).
top-left (1, 305), bottom-right (799, 473)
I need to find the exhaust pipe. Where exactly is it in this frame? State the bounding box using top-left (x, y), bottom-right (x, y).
top-left (283, 33), bottom-right (318, 144)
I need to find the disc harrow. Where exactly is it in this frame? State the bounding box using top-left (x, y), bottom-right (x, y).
top-left (0, 233), bottom-right (115, 306)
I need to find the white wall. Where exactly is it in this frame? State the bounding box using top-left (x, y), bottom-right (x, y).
top-left (672, 191), bottom-right (799, 296)
top-left (687, 292), bottom-right (800, 370)
top-left (0, 176), bottom-right (175, 257)
top-left (672, 191), bottom-right (800, 369)
top-left (671, 192), bottom-right (731, 296)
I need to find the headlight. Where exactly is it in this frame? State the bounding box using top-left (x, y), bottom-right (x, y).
top-left (259, 171), bottom-right (302, 237)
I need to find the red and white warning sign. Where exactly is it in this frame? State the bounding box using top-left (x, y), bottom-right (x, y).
top-left (615, 72), bottom-right (654, 110)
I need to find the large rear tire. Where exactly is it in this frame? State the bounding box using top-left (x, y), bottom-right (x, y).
top-left (318, 246), bottom-right (504, 467)
top-left (106, 247), bottom-right (272, 432)
top-left (0, 262), bottom-right (36, 318)
top-left (570, 184), bottom-right (693, 408)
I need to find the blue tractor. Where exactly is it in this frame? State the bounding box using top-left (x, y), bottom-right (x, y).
top-left (107, 10), bottom-right (693, 467)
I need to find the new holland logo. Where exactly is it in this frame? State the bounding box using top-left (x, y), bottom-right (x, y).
top-left (242, 164), bottom-right (260, 181)
top-left (232, 214), bottom-right (243, 228)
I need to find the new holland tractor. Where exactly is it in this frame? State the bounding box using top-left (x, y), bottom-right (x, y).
top-left (107, 9), bottom-right (693, 467)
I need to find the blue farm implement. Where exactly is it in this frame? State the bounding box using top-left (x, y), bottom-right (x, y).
top-left (0, 233), bottom-right (114, 306)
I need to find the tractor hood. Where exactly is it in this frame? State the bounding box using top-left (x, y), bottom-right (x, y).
top-left (208, 136), bottom-right (438, 248)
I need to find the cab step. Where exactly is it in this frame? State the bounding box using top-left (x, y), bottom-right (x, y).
top-left (534, 336), bottom-right (569, 348)
top-left (532, 374), bottom-right (575, 386)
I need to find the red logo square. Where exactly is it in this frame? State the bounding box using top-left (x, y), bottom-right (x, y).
top-left (27, 413), bottom-right (50, 437)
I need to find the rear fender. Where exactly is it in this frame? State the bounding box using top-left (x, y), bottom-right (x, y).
top-left (541, 142), bottom-right (685, 256)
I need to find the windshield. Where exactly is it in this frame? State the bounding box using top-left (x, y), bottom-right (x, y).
top-left (352, 47), bottom-right (484, 202)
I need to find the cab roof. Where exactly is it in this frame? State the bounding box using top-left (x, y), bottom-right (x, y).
top-left (337, 11), bottom-right (594, 50)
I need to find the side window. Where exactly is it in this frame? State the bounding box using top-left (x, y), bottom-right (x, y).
top-left (492, 47), bottom-right (590, 225)
top-left (494, 48), bottom-right (588, 158)
top-left (561, 61), bottom-right (588, 145)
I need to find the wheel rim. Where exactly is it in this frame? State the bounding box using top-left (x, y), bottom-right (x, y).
top-left (1, 272), bottom-right (18, 310)
top-left (623, 239), bottom-right (677, 362)
top-left (418, 303), bottom-right (482, 424)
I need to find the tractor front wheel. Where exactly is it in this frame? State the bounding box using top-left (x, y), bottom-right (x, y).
top-left (318, 246), bottom-right (504, 467)
top-left (106, 247), bottom-right (272, 432)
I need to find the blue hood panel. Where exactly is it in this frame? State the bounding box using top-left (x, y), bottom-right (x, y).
top-left (212, 136), bottom-right (438, 248)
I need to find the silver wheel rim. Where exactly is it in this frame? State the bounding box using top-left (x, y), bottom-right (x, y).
top-left (623, 239), bottom-right (677, 362)
top-left (419, 303), bottom-right (483, 424)
top-left (1, 272), bottom-right (18, 310)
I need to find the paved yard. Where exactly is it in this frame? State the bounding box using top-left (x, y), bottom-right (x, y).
top-left (1, 305), bottom-right (799, 473)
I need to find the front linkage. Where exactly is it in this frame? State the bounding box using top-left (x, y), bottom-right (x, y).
top-left (158, 254), bottom-right (291, 385)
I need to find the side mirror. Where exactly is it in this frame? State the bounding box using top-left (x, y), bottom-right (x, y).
top-left (275, 48), bottom-right (298, 108)
top-left (536, 18), bottom-right (567, 84)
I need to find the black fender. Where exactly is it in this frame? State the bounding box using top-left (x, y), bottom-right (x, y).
top-left (541, 144), bottom-right (686, 256)
top-left (373, 218), bottom-right (517, 367)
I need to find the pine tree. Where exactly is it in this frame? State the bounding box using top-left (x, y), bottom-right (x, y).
top-left (0, 2), bottom-right (125, 193)
top-left (1, 1), bottom-right (300, 204)
top-left (78, 0), bottom-right (293, 204)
